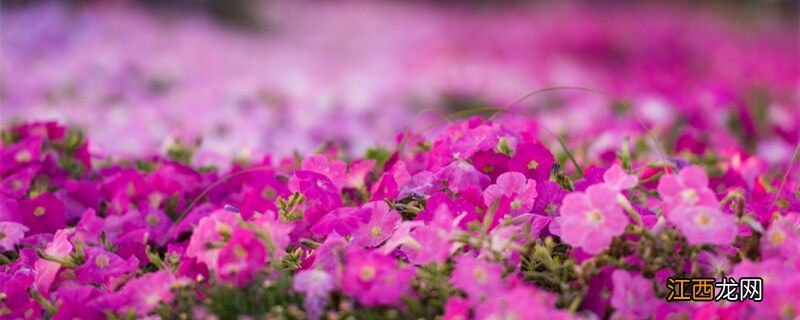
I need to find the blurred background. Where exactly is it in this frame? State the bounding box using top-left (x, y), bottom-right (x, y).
top-left (1, 0), bottom-right (798, 166)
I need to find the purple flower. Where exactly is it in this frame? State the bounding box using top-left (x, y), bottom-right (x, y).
top-left (293, 269), bottom-right (335, 320)
top-left (507, 141), bottom-right (555, 182)
top-left (531, 181), bottom-right (567, 217)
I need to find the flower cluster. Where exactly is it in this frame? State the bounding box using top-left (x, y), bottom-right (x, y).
top-left (1, 117), bottom-right (798, 320)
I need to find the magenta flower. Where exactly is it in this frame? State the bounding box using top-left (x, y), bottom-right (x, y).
top-left (483, 171), bottom-right (537, 216)
top-left (559, 184), bottom-right (629, 254)
top-left (216, 227), bottom-right (267, 286)
top-left (668, 206), bottom-right (736, 246)
top-left (610, 270), bottom-right (660, 318)
top-left (1, 164), bottom-right (39, 200)
top-left (531, 181), bottom-right (567, 217)
top-left (371, 160), bottom-right (411, 201)
top-left (450, 255), bottom-right (505, 302)
top-left (0, 222), bottom-right (29, 252)
top-left (507, 141), bottom-right (555, 182)
top-left (341, 248), bottom-right (416, 306)
top-left (434, 160), bottom-right (490, 194)
top-left (657, 165), bottom-right (719, 215)
top-left (18, 192), bottom-right (66, 235)
top-left (75, 248), bottom-right (139, 289)
top-left (0, 136), bottom-right (42, 175)
top-left (293, 269), bottom-right (335, 320)
top-left (289, 170), bottom-right (344, 225)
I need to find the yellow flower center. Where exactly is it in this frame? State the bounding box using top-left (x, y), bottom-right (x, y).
top-left (360, 266), bottom-right (376, 281)
top-left (510, 199), bottom-right (522, 210)
top-left (769, 230), bottom-right (786, 246)
top-left (694, 214), bottom-right (712, 227)
top-left (33, 206), bottom-right (46, 217)
top-left (587, 209), bottom-right (603, 224)
top-left (527, 160), bottom-right (539, 170)
top-left (681, 189), bottom-right (699, 205)
top-left (473, 268), bottom-right (487, 283)
top-left (95, 255), bottom-right (109, 268)
top-left (15, 150), bottom-right (31, 163)
top-left (371, 226), bottom-right (382, 237)
top-left (233, 244), bottom-right (248, 259)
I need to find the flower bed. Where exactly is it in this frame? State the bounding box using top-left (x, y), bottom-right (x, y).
top-left (1, 115), bottom-right (798, 319)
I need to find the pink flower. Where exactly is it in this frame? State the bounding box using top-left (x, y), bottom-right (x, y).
top-left (34, 229), bottom-right (73, 293)
top-left (559, 184), bottom-right (630, 254)
top-left (293, 269), bottom-right (335, 320)
top-left (761, 212), bottom-right (800, 261)
top-left (345, 159), bottom-right (375, 189)
top-left (443, 297), bottom-right (470, 320)
top-left (434, 160), bottom-right (490, 194)
top-left (450, 255), bottom-right (505, 302)
top-left (351, 201), bottom-right (401, 247)
top-left (186, 209), bottom-right (239, 270)
top-left (603, 164), bottom-right (638, 191)
top-left (610, 270), bottom-right (660, 318)
top-left (483, 171), bottom-right (537, 216)
top-left (216, 228), bottom-right (267, 286)
top-left (475, 286), bottom-right (573, 319)
top-left (0, 222), bottom-right (28, 252)
top-left (668, 206), bottom-right (736, 246)
top-left (341, 248), bottom-right (416, 306)
top-left (657, 165), bottom-right (718, 215)
top-left (371, 160), bottom-right (411, 201)
top-left (117, 271), bottom-right (177, 316)
top-left (302, 154), bottom-right (347, 191)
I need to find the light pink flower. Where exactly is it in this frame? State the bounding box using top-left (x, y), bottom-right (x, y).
top-left (450, 255), bottom-right (505, 302)
top-left (293, 269), bottom-right (335, 320)
top-left (603, 164), bottom-right (638, 191)
top-left (559, 184), bottom-right (630, 254)
top-left (483, 171), bottom-right (537, 216)
top-left (610, 270), bottom-right (660, 318)
top-left (186, 210), bottom-right (239, 270)
top-left (351, 201), bottom-right (401, 247)
top-left (668, 206), bottom-right (736, 246)
top-left (657, 165), bottom-right (718, 215)
top-left (0, 222), bottom-right (28, 252)
top-left (302, 154), bottom-right (347, 191)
